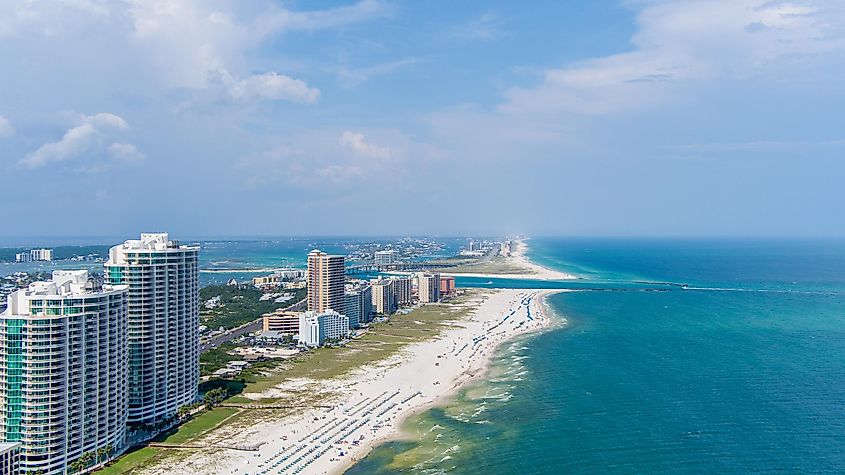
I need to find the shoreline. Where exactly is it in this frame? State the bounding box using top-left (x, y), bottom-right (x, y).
top-left (441, 238), bottom-right (577, 281)
top-left (149, 288), bottom-right (564, 475)
top-left (331, 289), bottom-right (566, 475)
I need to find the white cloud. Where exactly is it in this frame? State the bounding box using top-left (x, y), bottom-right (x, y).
top-left (0, 115), bottom-right (13, 137)
top-left (124, 0), bottom-right (385, 91)
top-left (238, 128), bottom-right (445, 190)
top-left (1, 1), bottom-right (384, 97)
top-left (421, 0), bottom-right (845, 165)
top-left (230, 72), bottom-right (320, 104)
top-left (256, 0), bottom-right (386, 33)
top-left (339, 131), bottom-right (391, 159)
top-left (500, 0), bottom-right (845, 116)
top-left (334, 58), bottom-right (423, 87)
top-left (21, 113), bottom-right (136, 168)
top-left (452, 12), bottom-right (504, 41)
top-left (108, 142), bottom-right (146, 161)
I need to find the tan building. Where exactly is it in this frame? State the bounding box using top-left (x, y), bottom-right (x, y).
top-left (417, 273), bottom-right (441, 303)
top-left (307, 249), bottom-right (345, 313)
top-left (371, 279), bottom-right (396, 314)
top-left (262, 310), bottom-right (301, 334)
top-left (253, 275), bottom-right (281, 289)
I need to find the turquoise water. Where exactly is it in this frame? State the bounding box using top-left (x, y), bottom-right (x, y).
top-left (347, 238), bottom-right (845, 474)
top-left (0, 237), bottom-right (469, 287)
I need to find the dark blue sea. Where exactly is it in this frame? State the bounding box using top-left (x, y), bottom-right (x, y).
top-left (347, 238), bottom-right (845, 474)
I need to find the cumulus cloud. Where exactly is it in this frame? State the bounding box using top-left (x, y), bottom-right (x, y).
top-left (230, 72), bottom-right (320, 104)
top-left (1, 1), bottom-right (384, 99)
top-left (108, 142), bottom-right (146, 162)
top-left (339, 131), bottom-right (391, 159)
top-left (0, 115), bottom-right (13, 137)
top-left (21, 113), bottom-right (136, 168)
top-left (124, 0), bottom-right (384, 92)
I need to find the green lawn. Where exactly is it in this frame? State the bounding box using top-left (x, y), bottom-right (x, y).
top-left (95, 407), bottom-right (240, 474)
top-left (97, 447), bottom-right (162, 475)
top-left (163, 407), bottom-right (240, 444)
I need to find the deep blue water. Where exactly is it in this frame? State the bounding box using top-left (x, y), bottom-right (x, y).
top-left (347, 238), bottom-right (845, 474)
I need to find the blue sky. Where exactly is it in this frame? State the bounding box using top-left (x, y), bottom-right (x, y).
top-left (1, 0), bottom-right (844, 237)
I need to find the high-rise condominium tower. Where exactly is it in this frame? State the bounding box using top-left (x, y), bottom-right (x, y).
top-left (392, 276), bottom-right (412, 306)
top-left (371, 279), bottom-right (397, 315)
top-left (105, 233), bottom-right (199, 425)
top-left (417, 273), bottom-right (441, 303)
top-left (307, 250), bottom-right (345, 313)
top-left (0, 271), bottom-right (128, 475)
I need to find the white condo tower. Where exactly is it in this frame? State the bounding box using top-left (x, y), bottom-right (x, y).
top-left (105, 233), bottom-right (200, 425)
top-left (0, 271), bottom-right (128, 474)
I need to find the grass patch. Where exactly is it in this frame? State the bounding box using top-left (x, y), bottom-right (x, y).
top-left (200, 344), bottom-right (242, 375)
top-left (162, 407), bottom-right (240, 444)
top-left (97, 446), bottom-right (164, 475)
top-left (94, 407), bottom-right (240, 474)
top-left (438, 256), bottom-right (532, 275)
top-left (237, 289), bottom-right (490, 396)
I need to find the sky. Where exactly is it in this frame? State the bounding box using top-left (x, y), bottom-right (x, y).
top-left (1, 0), bottom-right (844, 238)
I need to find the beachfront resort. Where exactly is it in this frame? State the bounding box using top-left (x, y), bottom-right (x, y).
top-left (0, 234), bottom-right (565, 475)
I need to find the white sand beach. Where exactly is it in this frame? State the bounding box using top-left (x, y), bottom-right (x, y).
top-left (147, 288), bottom-right (564, 475)
top-left (441, 239), bottom-right (577, 281)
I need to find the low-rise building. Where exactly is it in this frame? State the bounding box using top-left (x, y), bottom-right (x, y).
top-left (253, 275), bottom-right (281, 289)
top-left (283, 280), bottom-right (307, 290)
top-left (374, 250), bottom-right (399, 266)
top-left (262, 310), bottom-right (301, 334)
top-left (298, 310), bottom-right (350, 347)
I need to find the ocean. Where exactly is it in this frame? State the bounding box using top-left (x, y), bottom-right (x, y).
top-left (346, 238), bottom-right (845, 474)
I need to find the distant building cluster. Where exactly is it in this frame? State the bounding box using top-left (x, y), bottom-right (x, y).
top-left (251, 269), bottom-right (305, 290)
top-left (254, 249), bottom-right (458, 351)
top-left (14, 248), bottom-right (53, 262)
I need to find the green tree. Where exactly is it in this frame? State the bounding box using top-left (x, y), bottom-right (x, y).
top-left (203, 387), bottom-right (228, 408)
